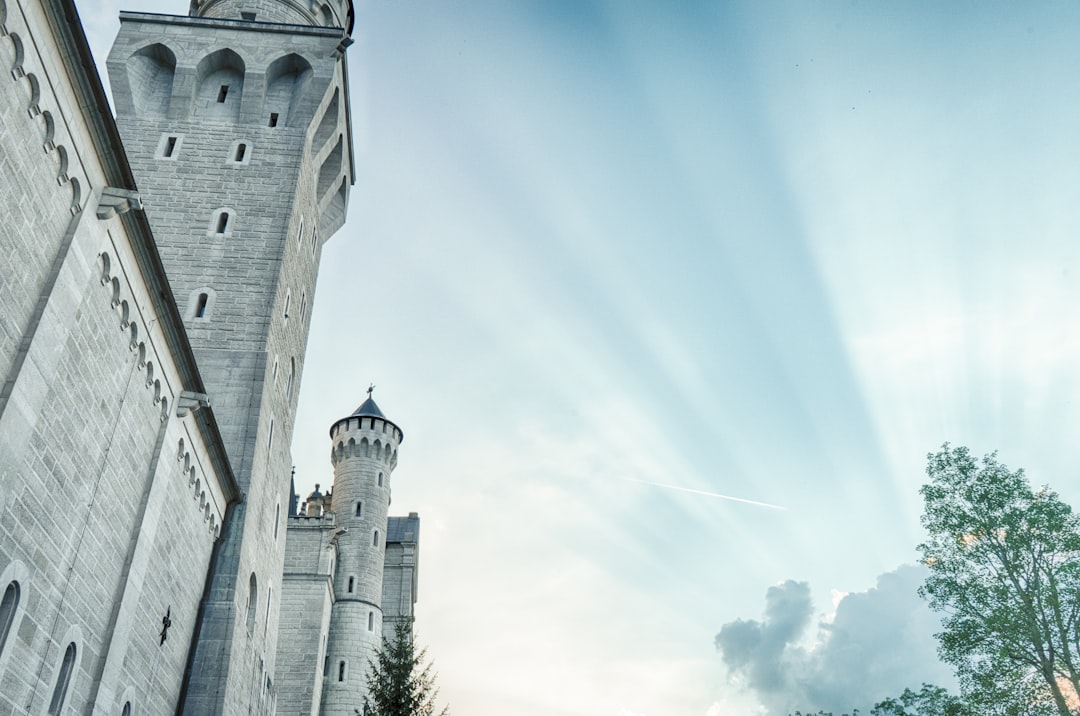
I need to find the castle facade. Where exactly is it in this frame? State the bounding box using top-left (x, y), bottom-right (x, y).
top-left (0, 0), bottom-right (418, 713)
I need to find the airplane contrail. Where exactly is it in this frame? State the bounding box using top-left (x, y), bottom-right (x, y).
top-left (619, 476), bottom-right (787, 511)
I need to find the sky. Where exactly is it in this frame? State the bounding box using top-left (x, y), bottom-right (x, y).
top-left (79, 1), bottom-right (1080, 714)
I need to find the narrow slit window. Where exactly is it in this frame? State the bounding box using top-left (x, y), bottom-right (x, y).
top-left (368, 612), bottom-right (374, 631)
top-left (338, 661), bottom-right (345, 682)
top-left (378, 472), bottom-right (383, 487)
top-left (0, 581), bottom-right (19, 659)
top-left (299, 293), bottom-right (307, 321)
top-left (268, 113), bottom-right (279, 127)
top-left (216, 212), bottom-right (229, 234)
top-left (195, 293), bottom-right (209, 318)
top-left (268, 419), bottom-right (274, 450)
top-left (47, 643), bottom-right (76, 715)
top-left (373, 530), bottom-right (379, 547)
top-left (347, 577), bottom-right (354, 593)
top-left (283, 291), bottom-right (291, 318)
top-left (355, 501), bottom-right (362, 517)
top-left (164, 136), bottom-right (177, 157)
top-left (217, 85), bottom-right (229, 103)
top-left (235, 143), bottom-right (247, 162)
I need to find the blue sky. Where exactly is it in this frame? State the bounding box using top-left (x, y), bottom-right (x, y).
top-left (82, 1), bottom-right (1080, 713)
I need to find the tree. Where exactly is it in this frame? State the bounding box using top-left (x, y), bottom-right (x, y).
top-left (359, 617), bottom-right (449, 716)
top-left (918, 445), bottom-right (1080, 716)
top-left (869, 683), bottom-right (972, 716)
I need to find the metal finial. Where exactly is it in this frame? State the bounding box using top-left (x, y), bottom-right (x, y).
top-left (367, 383), bottom-right (375, 398)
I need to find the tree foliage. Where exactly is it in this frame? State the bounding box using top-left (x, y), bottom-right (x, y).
top-left (918, 445), bottom-right (1080, 716)
top-left (360, 617), bottom-right (449, 716)
top-left (869, 683), bottom-right (972, 716)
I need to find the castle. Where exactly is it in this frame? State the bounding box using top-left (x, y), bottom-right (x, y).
top-left (0, 0), bottom-right (420, 713)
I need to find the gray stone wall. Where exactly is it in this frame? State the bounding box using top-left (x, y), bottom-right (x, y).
top-left (276, 517), bottom-right (336, 716)
top-left (0, 3), bottom-right (235, 715)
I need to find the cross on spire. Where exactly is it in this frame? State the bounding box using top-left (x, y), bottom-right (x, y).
top-left (367, 383), bottom-right (375, 398)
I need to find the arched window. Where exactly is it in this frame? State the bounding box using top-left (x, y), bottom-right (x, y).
top-left (338, 660), bottom-right (346, 682)
top-left (377, 472), bottom-right (383, 487)
top-left (355, 501), bottom-right (362, 517)
top-left (367, 612), bottom-right (374, 631)
top-left (234, 143), bottom-right (246, 161)
top-left (246, 574), bottom-right (257, 633)
top-left (286, 359), bottom-right (295, 398)
top-left (121, 702), bottom-right (131, 716)
top-left (373, 530), bottom-right (379, 547)
top-left (347, 577), bottom-right (354, 593)
top-left (208, 208), bottom-right (235, 237)
top-left (48, 642), bottom-right (76, 715)
top-left (194, 293), bottom-right (209, 318)
top-left (0, 581), bottom-right (19, 659)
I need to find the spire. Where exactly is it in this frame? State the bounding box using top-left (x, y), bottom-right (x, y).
top-left (352, 383), bottom-right (385, 418)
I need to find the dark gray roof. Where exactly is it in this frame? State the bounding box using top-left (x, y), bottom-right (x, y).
top-left (352, 396), bottom-right (385, 418)
top-left (385, 513), bottom-right (420, 544)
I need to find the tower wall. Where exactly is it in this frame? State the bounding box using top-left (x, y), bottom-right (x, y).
top-left (106, 9), bottom-right (354, 714)
top-left (322, 414), bottom-right (401, 715)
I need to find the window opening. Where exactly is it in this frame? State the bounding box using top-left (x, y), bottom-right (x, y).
top-left (347, 577), bottom-right (354, 593)
top-left (338, 661), bottom-right (345, 682)
top-left (355, 501), bottom-right (362, 517)
top-left (195, 293), bottom-right (209, 318)
top-left (48, 643), bottom-right (76, 715)
top-left (378, 472), bottom-right (383, 487)
top-left (163, 136), bottom-right (177, 157)
top-left (299, 293), bottom-right (307, 321)
top-left (268, 419), bottom-right (275, 450)
top-left (373, 530), bottom-right (379, 547)
top-left (268, 113), bottom-right (279, 127)
top-left (368, 612), bottom-right (374, 631)
top-left (122, 703), bottom-right (131, 716)
top-left (216, 212), bottom-right (229, 235)
top-left (283, 291), bottom-right (291, 318)
top-left (241, 11), bottom-right (256, 20)
top-left (0, 581), bottom-right (18, 659)
top-left (217, 85), bottom-right (229, 103)
top-left (235, 143), bottom-right (246, 162)
top-left (246, 574), bottom-right (257, 633)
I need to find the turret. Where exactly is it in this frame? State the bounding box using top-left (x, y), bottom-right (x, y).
top-left (189, 0), bottom-right (355, 34)
top-left (321, 389), bottom-right (403, 714)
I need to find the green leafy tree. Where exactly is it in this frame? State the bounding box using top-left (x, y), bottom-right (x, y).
top-left (359, 618), bottom-right (449, 716)
top-left (918, 445), bottom-right (1080, 716)
top-left (869, 683), bottom-right (972, 716)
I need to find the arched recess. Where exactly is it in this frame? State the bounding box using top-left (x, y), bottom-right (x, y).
top-left (263, 53), bottom-right (312, 127)
top-left (312, 88), bottom-right (338, 153)
top-left (127, 43), bottom-right (176, 118)
top-left (246, 574), bottom-right (257, 633)
top-left (316, 134), bottom-right (342, 199)
top-left (319, 176), bottom-right (347, 237)
top-left (195, 48), bottom-right (244, 122)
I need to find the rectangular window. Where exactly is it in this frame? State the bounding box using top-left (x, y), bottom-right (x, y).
top-left (338, 661), bottom-right (345, 682)
top-left (235, 143), bottom-right (247, 162)
top-left (164, 136), bottom-right (177, 157)
top-left (355, 501), bottom-right (362, 517)
top-left (217, 85), bottom-right (229, 103)
top-left (269, 113), bottom-right (279, 127)
top-left (241, 11), bottom-right (256, 19)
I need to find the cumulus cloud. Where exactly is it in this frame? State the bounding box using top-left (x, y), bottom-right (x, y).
top-left (715, 565), bottom-right (955, 715)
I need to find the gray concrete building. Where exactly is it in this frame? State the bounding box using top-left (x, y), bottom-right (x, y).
top-left (0, 0), bottom-right (422, 714)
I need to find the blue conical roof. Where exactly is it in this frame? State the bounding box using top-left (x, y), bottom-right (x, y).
top-left (352, 396), bottom-right (385, 418)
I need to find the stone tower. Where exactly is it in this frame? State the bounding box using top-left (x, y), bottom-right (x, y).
top-left (106, 1), bottom-right (355, 712)
top-left (323, 393), bottom-right (403, 714)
